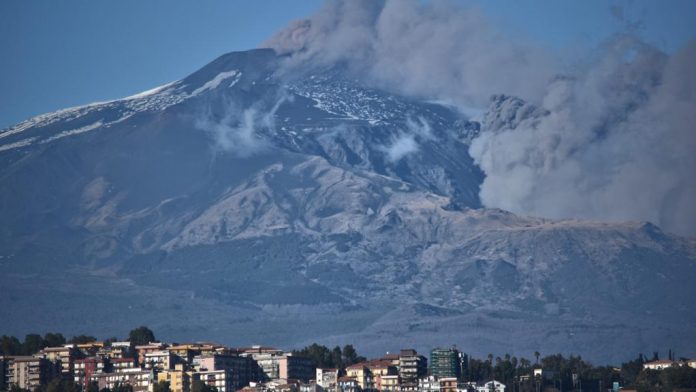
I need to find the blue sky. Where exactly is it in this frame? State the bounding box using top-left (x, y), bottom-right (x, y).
top-left (1, 0), bottom-right (694, 130)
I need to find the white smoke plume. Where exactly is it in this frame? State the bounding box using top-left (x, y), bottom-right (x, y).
top-left (195, 93), bottom-right (290, 158)
top-left (380, 117), bottom-right (434, 162)
top-left (264, 0), bottom-right (696, 236)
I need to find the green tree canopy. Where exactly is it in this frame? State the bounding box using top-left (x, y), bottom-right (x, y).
top-left (69, 335), bottom-right (98, 344)
top-left (127, 326), bottom-right (156, 346)
top-left (43, 333), bottom-right (66, 348)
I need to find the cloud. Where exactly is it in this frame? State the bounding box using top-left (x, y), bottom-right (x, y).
top-left (264, 0), bottom-right (696, 236)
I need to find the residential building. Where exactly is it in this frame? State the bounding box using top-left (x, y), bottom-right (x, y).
top-left (196, 370), bottom-right (233, 392)
top-left (74, 356), bottom-right (108, 389)
top-left (136, 343), bottom-right (168, 366)
top-left (169, 345), bottom-right (202, 364)
top-left (419, 376), bottom-right (441, 392)
top-left (0, 356), bottom-right (7, 391)
top-left (279, 354), bottom-right (315, 382)
top-left (380, 375), bottom-right (399, 392)
top-left (143, 350), bottom-right (176, 371)
top-left (6, 356), bottom-right (58, 390)
top-left (476, 380), bottom-right (505, 392)
top-left (194, 354), bottom-right (254, 390)
top-left (91, 368), bottom-right (154, 392)
top-left (345, 364), bottom-right (372, 391)
top-left (76, 343), bottom-right (104, 357)
top-left (365, 361), bottom-right (397, 391)
top-left (252, 353), bottom-right (314, 382)
top-left (41, 345), bottom-right (78, 375)
top-left (316, 368), bottom-right (339, 392)
top-left (338, 377), bottom-right (359, 392)
top-left (158, 364), bottom-right (192, 392)
top-left (430, 348), bottom-right (461, 379)
top-left (380, 355), bottom-right (400, 368)
top-left (643, 360), bottom-right (677, 370)
top-left (300, 381), bottom-right (319, 392)
top-left (249, 352), bottom-right (283, 381)
top-left (112, 357), bottom-right (138, 372)
top-left (439, 377), bottom-right (458, 392)
top-left (398, 349), bottom-right (427, 391)
top-left (107, 342), bottom-right (135, 359)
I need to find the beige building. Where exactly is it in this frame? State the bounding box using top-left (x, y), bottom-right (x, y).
top-left (41, 345), bottom-right (77, 375)
top-left (345, 364), bottom-right (372, 390)
top-left (380, 375), bottom-right (399, 392)
top-left (6, 356), bottom-right (57, 390)
top-left (158, 365), bottom-right (192, 392)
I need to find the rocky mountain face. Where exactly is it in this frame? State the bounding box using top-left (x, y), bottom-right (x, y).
top-left (1, 49), bottom-right (695, 364)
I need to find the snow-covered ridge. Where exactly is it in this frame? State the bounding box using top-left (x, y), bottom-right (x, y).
top-left (287, 74), bottom-right (452, 126)
top-left (0, 70), bottom-right (243, 152)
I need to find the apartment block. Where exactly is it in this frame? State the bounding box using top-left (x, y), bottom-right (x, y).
top-left (136, 343), bottom-right (168, 366)
top-left (144, 350), bottom-right (176, 371)
top-left (91, 368), bottom-right (154, 392)
top-left (196, 370), bottom-right (233, 392)
top-left (430, 348), bottom-right (461, 379)
top-left (194, 354), bottom-right (254, 390)
top-left (398, 349), bottom-right (427, 392)
top-left (41, 345), bottom-right (78, 375)
top-left (74, 356), bottom-right (108, 389)
top-left (6, 356), bottom-right (58, 390)
top-left (316, 368), bottom-right (339, 392)
top-left (158, 365), bottom-right (192, 392)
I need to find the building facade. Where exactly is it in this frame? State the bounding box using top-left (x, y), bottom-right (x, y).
top-left (430, 348), bottom-right (460, 379)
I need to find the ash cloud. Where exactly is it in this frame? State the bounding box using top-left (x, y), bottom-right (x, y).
top-left (264, 0), bottom-right (696, 236)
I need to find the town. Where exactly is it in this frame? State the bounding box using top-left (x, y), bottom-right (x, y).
top-left (1, 328), bottom-right (695, 392)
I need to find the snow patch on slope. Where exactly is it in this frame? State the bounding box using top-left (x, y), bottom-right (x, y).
top-left (191, 70), bottom-right (241, 96)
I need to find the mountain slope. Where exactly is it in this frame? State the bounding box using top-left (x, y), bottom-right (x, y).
top-left (1, 49), bottom-right (694, 364)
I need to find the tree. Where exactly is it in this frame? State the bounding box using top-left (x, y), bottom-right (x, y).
top-left (43, 333), bottom-right (66, 348)
top-left (621, 353), bottom-right (646, 387)
top-left (1, 335), bottom-right (22, 355)
top-left (87, 381), bottom-right (100, 392)
top-left (342, 345), bottom-right (365, 366)
top-left (23, 334), bottom-right (44, 354)
top-left (69, 335), bottom-right (98, 344)
top-left (127, 326), bottom-right (155, 346)
top-left (153, 381), bottom-right (171, 392)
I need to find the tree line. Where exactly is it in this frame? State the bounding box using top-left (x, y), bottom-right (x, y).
top-left (0, 326), bottom-right (156, 356)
